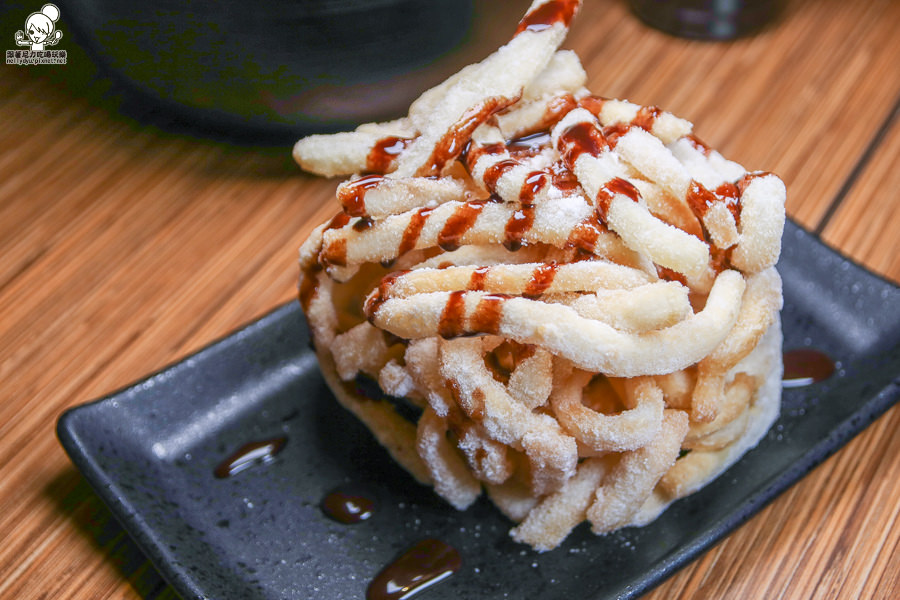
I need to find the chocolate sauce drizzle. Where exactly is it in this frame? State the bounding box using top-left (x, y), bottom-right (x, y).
top-left (364, 270), bottom-right (407, 319)
top-left (632, 105), bottom-right (663, 131)
top-left (398, 207), bottom-right (434, 256)
top-left (523, 263), bottom-right (559, 298)
top-left (685, 180), bottom-right (720, 220)
top-left (557, 120), bottom-right (608, 164)
top-left (599, 122), bottom-right (631, 149)
top-left (685, 134), bottom-right (713, 156)
top-left (438, 291), bottom-right (468, 339)
top-left (468, 265), bottom-right (491, 290)
top-left (436, 290), bottom-right (510, 339)
top-left (367, 137), bottom-right (410, 174)
top-left (566, 212), bottom-right (606, 253)
top-left (509, 131), bottom-right (554, 155)
top-left (595, 177), bottom-right (640, 221)
top-left (438, 200), bottom-right (486, 251)
top-left (510, 172), bottom-right (547, 250)
top-left (366, 539), bottom-right (462, 600)
top-left (318, 212), bottom-right (354, 267)
top-left (353, 216), bottom-right (376, 232)
top-left (577, 94), bottom-right (606, 117)
top-left (470, 294), bottom-right (507, 335)
top-left (420, 96), bottom-right (516, 177)
top-left (340, 174), bottom-right (385, 217)
top-left (542, 93), bottom-right (579, 130)
top-left (483, 158), bottom-right (518, 190)
top-left (299, 262), bottom-right (323, 312)
top-left (515, 0), bottom-right (580, 35)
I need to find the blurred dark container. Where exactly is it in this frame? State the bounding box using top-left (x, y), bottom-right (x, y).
top-left (57, 0), bottom-right (530, 140)
top-left (629, 0), bottom-right (782, 40)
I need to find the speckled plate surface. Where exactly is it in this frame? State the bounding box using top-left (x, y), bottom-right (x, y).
top-left (58, 220), bottom-right (900, 600)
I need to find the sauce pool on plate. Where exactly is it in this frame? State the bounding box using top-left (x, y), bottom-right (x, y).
top-left (321, 487), bottom-right (376, 524)
top-left (782, 349), bottom-right (835, 388)
top-left (367, 538), bottom-right (462, 600)
top-left (213, 437), bottom-right (287, 479)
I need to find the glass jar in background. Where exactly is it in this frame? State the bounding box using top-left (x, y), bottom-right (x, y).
top-left (628, 0), bottom-right (783, 40)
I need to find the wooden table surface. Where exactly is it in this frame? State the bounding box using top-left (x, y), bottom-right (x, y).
top-left (1, 0), bottom-right (898, 598)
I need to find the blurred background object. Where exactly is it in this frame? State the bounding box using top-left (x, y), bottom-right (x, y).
top-left (628, 0), bottom-right (782, 40)
top-left (2, 0), bottom-right (530, 142)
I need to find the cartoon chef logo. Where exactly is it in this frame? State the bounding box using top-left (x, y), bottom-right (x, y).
top-left (6, 3), bottom-right (66, 65)
top-left (15, 4), bottom-right (63, 51)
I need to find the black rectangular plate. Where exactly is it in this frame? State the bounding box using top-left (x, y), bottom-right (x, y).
top-left (58, 220), bottom-right (900, 600)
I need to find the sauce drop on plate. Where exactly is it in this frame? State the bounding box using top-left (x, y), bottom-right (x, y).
top-left (782, 349), bottom-right (835, 388)
top-left (213, 437), bottom-right (286, 478)
top-left (367, 538), bottom-right (461, 600)
top-left (321, 488), bottom-right (375, 524)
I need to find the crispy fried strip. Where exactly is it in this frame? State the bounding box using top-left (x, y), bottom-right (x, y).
top-left (404, 338), bottom-right (454, 417)
top-left (731, 174), bottom-right (786, 273)
top-left (368, 270), bottom-right (746, 377)
top-left (578, 94), bottom-right (693, 144)
top-left (378, 359), bottom-right (418, 400)
top-left (522, 50), bottom-right (587, 102)
top-left (337, 175), bottom-right (468, 218)
top-left (454, 419), bottom-right (515, 484)
top-left (417, 407), bottom-right (482, 509)
top-left (685, 373), bottom-right (756, 447)
top-left (410, 244), bottom-right (555, 269)
top-left (655, 369), bottom-right (695, 409)
top-left (691, 268), bottom-right (782, 422)
top-left (510, 457), bottom-right (610, 551)
top-left (376, 260), bottom-right (653, 300)
top-left (630, 177), bottom-right (704, 240)
top-left (568, 281), bottom-right (692, 332)
top-left (667, 136), bottom-right (745, 190)
top-left (331, 321), bottom-right (392, 380)
top-left (440, 337), bottom-right (578, 495)
top-left (508, 347), bottom-right (554, 409)
top-left (293, 129), bottom-right (410, 178)
top-left (550, 366), bottom-right (664, 452)
top-left (686, 406), bottom-right (749, 451)
top-left (587, 409), bottom-right (688, 533)
top-left (609, 123), bottom-right (741, 254)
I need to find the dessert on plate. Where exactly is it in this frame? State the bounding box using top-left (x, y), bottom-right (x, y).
top-left (293, 0), bottom-right (786, 550)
